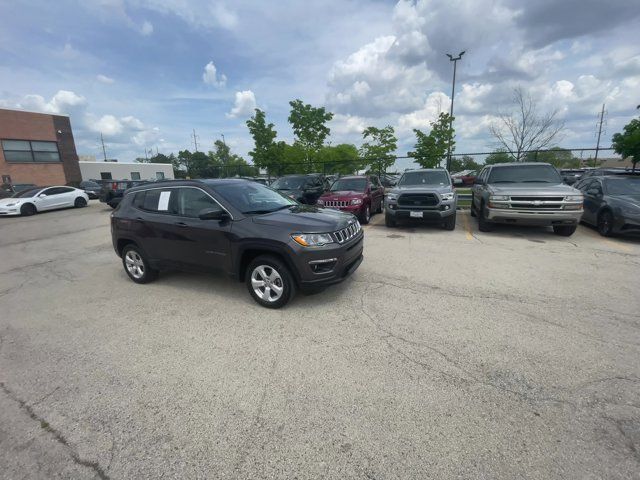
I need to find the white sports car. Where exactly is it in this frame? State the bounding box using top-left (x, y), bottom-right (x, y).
top-left (0, 186), bottom-right (89, 216)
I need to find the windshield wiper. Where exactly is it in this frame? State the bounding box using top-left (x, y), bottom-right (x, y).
top-left (243, 205), bottom-right (293, 215)
top-left (522, 180), bottom-right (553, 183)
top-left (491, 180), bottom-right (516, 183)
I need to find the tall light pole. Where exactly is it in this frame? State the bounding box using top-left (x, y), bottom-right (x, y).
top-left (446, 50), bottom-right (465, 171)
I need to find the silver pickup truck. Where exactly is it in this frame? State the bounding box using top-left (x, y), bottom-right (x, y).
top-left (471, 162), bottom-right (583, 236)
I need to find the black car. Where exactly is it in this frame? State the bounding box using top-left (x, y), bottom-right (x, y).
top-left (575, 175), bottom-right (640, 236)
top-left (110, 179), bottom-right (364, 308)
top-left (560, 169), bottom-right (585, 185)
top-left (80, 180), bottom-right (103, 199)
top-left (100, 180), bottom-right (152, 208)
top-left (0, 183), bottom-right (37, 199)
top-left (270, 174), bottom-right (329, 205)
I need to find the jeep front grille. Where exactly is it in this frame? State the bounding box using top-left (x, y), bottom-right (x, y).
top-left (398, 193), bottom-right (438, 208)
top-left (324, 200), bottom-right (349, 207)
top-left (333, 221), bottom-right (361, 243)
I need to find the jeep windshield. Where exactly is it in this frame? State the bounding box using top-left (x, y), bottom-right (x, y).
top-left (330, 178), bottom-right (366, 192)
top-left (271, 176), bottom-right (306, 190)
top-left (215, 183), bottom-right (297, 214)
top-left (398, 171), bottom-right (449, 186)
top-left (488, 165), bottom-right (562, 184)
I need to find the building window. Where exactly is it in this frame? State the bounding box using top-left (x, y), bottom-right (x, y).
top-left (100, 172), bottom-right (112, 180)
top-left (2, 139), bottom-right (61, 163)
top-left (131, 172), bottom-right (141, 180)
top-left (156, 172), bottom-right (165, 180)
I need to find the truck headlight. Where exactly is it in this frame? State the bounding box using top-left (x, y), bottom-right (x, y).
top-left (489, 195), bottom-right (509, 201)
top-left (440, 192), bottom-right (455, 201)
top-left (291, 233), bottom-right (334, 247)
top-left (386, 193), bottom-right (398, 202)
top-left (565, 195), bottom-right (583, 202)
top-left (351, 198), bottom-right (362, 205)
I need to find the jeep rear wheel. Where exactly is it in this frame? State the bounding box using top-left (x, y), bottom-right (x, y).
top-left (246, 255), bottom-right (295, 309)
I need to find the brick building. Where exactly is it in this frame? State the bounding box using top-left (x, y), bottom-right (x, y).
top-left (0, 108), bottom-right (81, 186)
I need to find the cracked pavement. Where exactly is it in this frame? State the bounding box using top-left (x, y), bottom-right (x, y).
top-left (0, 202), bottom-right (639, 479)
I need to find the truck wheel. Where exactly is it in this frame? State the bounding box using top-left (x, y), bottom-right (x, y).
top-left (246, 255), bottom-right (295, 309)
top-left (553, 225), bottom-right (577, 237)
top-left (597, 210), bottom-right (614, 237)
top-left (359, 205), bottom-right (370, 224)
top-left (442, 213), bottom-right (456, 231)
top-left (470, 195), bottom-right (476, 217)
top-left (122, 245), bottom-right (158, 284)
top-left (385, 212), bottom-right (396, 228)
top-left (477, 202), bottom-right (493, 232)
top-left (376, 199), bottom-right (383, 213)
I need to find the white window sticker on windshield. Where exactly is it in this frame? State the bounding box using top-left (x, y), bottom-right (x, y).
top-left (158, 191), bottom-right (171, 211)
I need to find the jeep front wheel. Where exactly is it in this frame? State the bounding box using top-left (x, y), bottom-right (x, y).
top-left (246, 255), bottom-right (295, 309)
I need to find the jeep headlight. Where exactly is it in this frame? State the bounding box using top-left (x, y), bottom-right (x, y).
top-left (291, 233), bottom-right (334, 247)
top-left (489, 195), bottom-right (509, 201)
top-left (351, 198), bottom-right (362, 205)
top-left (565, 195), bottom-right (583, 202)
top-left (440, 192), bottom-right (455, 201)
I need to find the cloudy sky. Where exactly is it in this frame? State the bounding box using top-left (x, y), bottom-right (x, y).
top-left (1, 0), bottom-right (639, 165)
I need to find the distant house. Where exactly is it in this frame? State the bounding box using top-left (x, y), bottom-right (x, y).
top-left (580, 157), bottom-right (634, 168)
top-left (79, 161), bottom-right (174, 181)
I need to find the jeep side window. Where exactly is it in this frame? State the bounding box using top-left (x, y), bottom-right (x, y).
top-left (177, 188), bottom-right (221, 218)
top-left (140, 189), bottom-right (174, 213)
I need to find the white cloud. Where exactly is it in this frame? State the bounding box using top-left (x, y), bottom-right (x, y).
top-left (11, 90), bottom-right (88, 115)
top-left (140, 20), bottom-right (153, 36)
top-left (397, 92), bottom-right (450, 133)
top-left (89, 114), bottom-right (124, 136)
top-left (329, 113), bottom-right (367, 135)
top-left (202, 61), bottom-right (227, 87)
top-left (210, 2), bottom-right (238, 30)
top-left (227, 90), bottom-right (256, 118)
top-left (97, 74), bottom-right (115, 84)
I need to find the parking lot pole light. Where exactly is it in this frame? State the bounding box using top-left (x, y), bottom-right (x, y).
top-left (446, 51), bottom-right (465, 171)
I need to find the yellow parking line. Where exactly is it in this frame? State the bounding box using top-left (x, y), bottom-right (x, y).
top-left (460, 211), bottom-right (474, 241)
top-left (600, 237), bottom-right (634, 253)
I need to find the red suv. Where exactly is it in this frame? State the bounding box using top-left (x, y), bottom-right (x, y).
top-left (317, 175), bottom-right (384, 224)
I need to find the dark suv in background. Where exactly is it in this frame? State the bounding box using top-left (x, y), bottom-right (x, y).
top-left (270, 174), bottom-right (330, 204)
top-left (110, 179), bottom-right (364, 308)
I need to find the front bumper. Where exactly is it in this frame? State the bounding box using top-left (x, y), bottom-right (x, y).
top-left (487, 208), bottom-right (582, 225)
top-left (321, 204), bottom-right (364, 215)
top-left (0, 208), bottom-right (21, 216)
top-left (294, 232), bottom-right (364, 290)
top-left (385, 204), bottom-right (456, 221)
top-left (615, 212), bottom-right (640, 234)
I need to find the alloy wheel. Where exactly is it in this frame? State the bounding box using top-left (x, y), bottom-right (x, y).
top-left (125, 250), bottom-right (145, 279)
top-left (251, 265), bottom-right (284, 303)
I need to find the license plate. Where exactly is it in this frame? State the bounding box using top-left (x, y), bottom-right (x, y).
top-left (409, 211), bottom-right (423, 218)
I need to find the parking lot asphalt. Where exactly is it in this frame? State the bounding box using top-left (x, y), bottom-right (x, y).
top-left (1, 201), bottom-right (639, 479)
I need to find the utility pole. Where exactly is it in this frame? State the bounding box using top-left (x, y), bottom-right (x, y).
top-left (445, 50), bottom-right (465, 171)
top-left (191, 129), bottom-right (199, 152)
top-left (594, 103), bottom-right (606, 167)
top-left (100, 132), bottom-right (107, 161)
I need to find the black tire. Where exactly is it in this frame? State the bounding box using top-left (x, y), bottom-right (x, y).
top-left (442, 213), bottom-right (456, 231)
top-left (385, 212), bottom-right (396, 228)
top-left (477, 202), bottom-right (493, 232)
top-left (20, 203), bottom-right (36, 216)
top-left (470, 195), bottom-right (477, 217)
top-left (359, 205), bottom-right (371, 225)
top-left (246, 255), bottom-right (295, 309)
top-left (553, 225), bottom-right (577, 237)
top-left (74, 197), bottom-right (87, 208)
top-left (122, 245), bottom-right (158, 284)
top-left (376, 198), bottom-right (383, 214)
top-left (597, 210), bottom-right (614, 237)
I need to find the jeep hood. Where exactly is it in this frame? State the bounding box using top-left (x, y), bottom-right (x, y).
top-left (389, 185), bottom-right (452, 195)
top-left (320, 190), bottom-right (364, 200)
top-left (252, 205), bottom-right (354, 232)
top-left (487, 183), bottom-right (580, 195)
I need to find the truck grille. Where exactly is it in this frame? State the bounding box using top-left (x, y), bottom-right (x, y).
top-left (497, 196), bottom-right (578, 211)
top-left (333, 221), bottom-right (362, 244)
top-left (324, 200), bottom-right (349, 208)
top-left (398, 193), bottom-right (438, 207)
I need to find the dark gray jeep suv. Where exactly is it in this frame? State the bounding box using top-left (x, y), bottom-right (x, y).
top-left (110, 179), bottom-right (364, 308)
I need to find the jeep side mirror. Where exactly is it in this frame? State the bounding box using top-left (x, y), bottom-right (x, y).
top-left (199, 208), bottom-right (228, 221)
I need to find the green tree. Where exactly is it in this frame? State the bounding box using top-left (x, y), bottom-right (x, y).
top-left (485, 149), bottom-right (512, 165)
top-left (208, 140), bottom-right (257, 177)
top-left (288, 99), bottom-right (334, 172)
top-left (612, 117), bottom-right (640, 171)
top-left (450, 155), bottom-right (480, 173)
top-left (246, 109), bottom-right (283, 178)
top-left (525, 147), bottom-right (578, 168)
top-left (148, 153), bottom-right (172, 164)
top-left (408, 112), bottom-right (455, 169)
top-left (318, 144), bottom-right (362, 174)
top-left (360, 126), bottom-right (397, 174)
